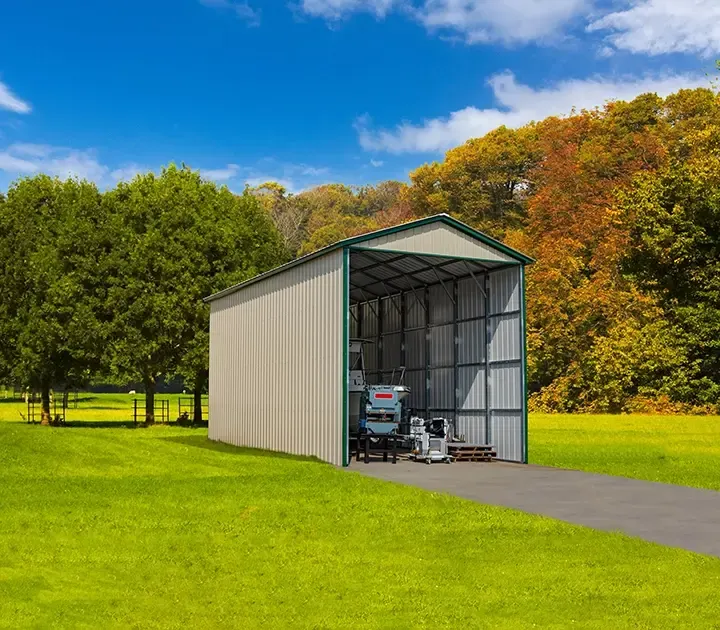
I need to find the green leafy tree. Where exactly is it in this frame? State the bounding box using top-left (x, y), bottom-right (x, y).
top-left (621, 127), bottom-right (720, 405)
top-left (0, 175), bottom-right (107, 423)
top-left (103, 165), bottom-right (285, 423)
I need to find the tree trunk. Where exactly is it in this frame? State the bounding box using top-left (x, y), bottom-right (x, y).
top-left (144, 376), bottom-right (156, 425)
top-left (40, 380), bottom-right (51, 426)
top-left (193, 369), bottom-right (207, 424)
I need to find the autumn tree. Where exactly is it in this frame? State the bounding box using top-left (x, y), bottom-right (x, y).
top-left (250, 182), bottom-right (312, 257)
top-left (409, 126), bottom-right (540, 238)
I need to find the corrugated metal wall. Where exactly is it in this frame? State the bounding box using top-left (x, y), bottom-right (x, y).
top-left (209, 250), bottom-right (344, 465)
top-left (361, 223), bottom-right (516, 263)
top-left (487, 266), bottom-right (524, 462)
top-left (353, 261), bottom-right (525, 462)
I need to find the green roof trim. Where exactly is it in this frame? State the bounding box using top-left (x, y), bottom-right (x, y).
top-left (204, 213), bottom-right (534, 303)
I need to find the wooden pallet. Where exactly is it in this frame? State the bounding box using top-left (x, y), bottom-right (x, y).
top-left (447, 444), bottom-right (496, 462)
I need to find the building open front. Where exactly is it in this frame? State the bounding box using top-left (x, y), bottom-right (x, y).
top-left (346, 245), bottom-right (528, 464)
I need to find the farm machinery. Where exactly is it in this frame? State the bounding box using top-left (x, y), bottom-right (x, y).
top-left (348, 339), bottom-right (452, 464)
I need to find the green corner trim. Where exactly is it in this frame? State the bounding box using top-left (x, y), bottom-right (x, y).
top-left (342, 247), bottom-right (350, 467)
top-left (520, 264), bottom-right (529, 464)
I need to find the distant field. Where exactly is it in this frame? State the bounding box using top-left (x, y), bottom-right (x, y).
top-left (530, 413), bottom-right (720, 491)
top-left (3, 397), bottom-right (720, 490)
top-left (0, 393), bottom-right (195, 426)
top-left (1, 414), bottom-right (719, 628)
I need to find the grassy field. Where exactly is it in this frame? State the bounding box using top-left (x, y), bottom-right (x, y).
top-left (530, 413), bottom-right (720, 491)
top-left (1, 397), bottom-right (720, 628)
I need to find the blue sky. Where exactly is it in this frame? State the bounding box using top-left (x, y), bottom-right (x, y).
top-left (0, 0), bottom-right (717, 193)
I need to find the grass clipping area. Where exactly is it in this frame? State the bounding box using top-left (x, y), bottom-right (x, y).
top-left (0, 416), bottom-right (719, 628)
top-left (530, 413), bottom-right (720, 491)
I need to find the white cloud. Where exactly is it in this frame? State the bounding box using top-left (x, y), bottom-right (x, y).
top-left (0, 151), bottom-right (37, 173)
top-left (300, 0), bottom-right (394, 20)
top-left (416, 0), bottom-right (590, 44)
top-left (299, 0), bottom-right (590, 44)
top-left (195, 160), bottom-right (329, 192)
top-left (0, 144), bottom-right (329, 194)
top-left (7, 143), bottom-right (56, 157)
top-left (0, 143), bottom-right (148, 186)
top-left (587, 0), bottom-right (720, 56)
top-left (200, 163), bottom-right (240, 181)
top-left (0, 80), bottom-right (31, 114)
top-left (357, 71), bottom-right (709, 153)
top-left (199, 0), bottom-right (261, 25)
top-left (110, 164), bottom-right (147, 182)
top-left (44, 150), bottom-right (110, 182)
top-left (369, 159), bottom-right (384, 167)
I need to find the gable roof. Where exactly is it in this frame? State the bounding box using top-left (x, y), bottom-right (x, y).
top-left (204, 213), bottom-right (534, 303)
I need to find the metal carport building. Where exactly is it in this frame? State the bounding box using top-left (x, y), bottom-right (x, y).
top-left (205, 214), bottom-right (533, 467)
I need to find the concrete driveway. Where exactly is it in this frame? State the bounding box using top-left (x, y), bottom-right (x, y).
top-left (353, 460), bottom-right (720, 557)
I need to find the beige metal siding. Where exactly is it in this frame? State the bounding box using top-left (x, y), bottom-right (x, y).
top-left (361, 223), bottom-right (515, 262)
top-left (209, 250), bottom-right (344, 465)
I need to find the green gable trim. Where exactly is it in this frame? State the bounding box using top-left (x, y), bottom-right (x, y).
top-left (204, 213), bottom-right (533, 303)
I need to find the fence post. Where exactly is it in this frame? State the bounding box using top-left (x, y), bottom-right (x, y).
top-left (133, 399), bottom-right (137, 425)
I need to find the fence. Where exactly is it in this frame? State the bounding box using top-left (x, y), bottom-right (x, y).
top-left (177, 397), bottom-right (209, 422)
top-left (132, 399), bottom-right (170, 424)
top-left (27, 395), bottom-right (67, 424)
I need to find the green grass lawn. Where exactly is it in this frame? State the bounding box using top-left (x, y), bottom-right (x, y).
top-left (530, 413), bottom-right (720, 491)
top-left (1, 397), bottom-right (720, 628)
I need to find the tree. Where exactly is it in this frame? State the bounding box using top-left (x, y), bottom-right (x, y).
top-left (175, 189), bottom-right (287, 423)
top-left (621, 123), bottom-right (720, 405)
top-left (0, 176), bottom-right (107, 423)
top-left (409, 126), bottom-right (540, 238)
top-left (103, 165), bottom-right (285, 423)
top-left (249, 182), bottom-right (311, 257)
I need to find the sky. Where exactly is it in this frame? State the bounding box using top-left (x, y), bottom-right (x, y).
top-left (0, 0), bottom-right (718, 193)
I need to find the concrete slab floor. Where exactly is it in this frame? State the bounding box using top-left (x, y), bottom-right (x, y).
top-left (349, 459), bottom-right (720, 557)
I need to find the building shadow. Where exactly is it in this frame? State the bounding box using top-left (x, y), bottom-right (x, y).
top-left (162, 435), bottom-right (322, 462)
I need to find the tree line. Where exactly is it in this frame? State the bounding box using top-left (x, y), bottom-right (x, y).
top-left (0, 166), bottom-right (285, 423)
top-left (255, 85), bottom-right (720, 414)
top-left (1, 85), bottom-right (719, 418)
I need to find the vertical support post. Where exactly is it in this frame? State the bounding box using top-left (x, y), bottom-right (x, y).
top-left (424, 285), bottom-right (431, 420)
top-left (377, 296), bottom-right (383, 382)
top-left (133, 399), bottom-right (137, 425)
top-left (520, 264), bottom-right (528, 464)
top-left (400, 291), bottom-right (406, 383)
top-left (485, 271), bottom-right (491, 446)
top-left (452, 278), bottom-right (459, 435)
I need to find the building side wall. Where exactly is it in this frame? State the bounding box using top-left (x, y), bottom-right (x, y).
top-left (209, 250), bottom-right (344, 466)
top-left (360, 223), bottom-right (515, 263)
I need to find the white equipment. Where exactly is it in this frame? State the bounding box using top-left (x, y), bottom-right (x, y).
top-left (408, 416), bottom-right (452, 464)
